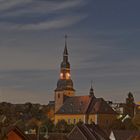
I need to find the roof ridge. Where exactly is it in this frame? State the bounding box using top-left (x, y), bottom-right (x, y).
top-left (86, 96), bottom-right (96, 114)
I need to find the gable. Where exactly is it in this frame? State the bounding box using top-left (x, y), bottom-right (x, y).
top-left (109, 131), bottom-right (116, 140)
top-left (68, 126), bottom-right (87, 140)
top-left (7, 127), bottom-right (30, 140)
top-left (88, 98), bottom-right (117, 114)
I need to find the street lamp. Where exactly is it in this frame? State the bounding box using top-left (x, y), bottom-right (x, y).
top-left (37, 125), bottom-right (49, 140)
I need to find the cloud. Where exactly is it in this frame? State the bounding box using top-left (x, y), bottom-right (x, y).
top-left (19, 14), bottom-right (87, 30)
top-left (0, 0), bottom-right (88, 31)
top-left (0, 0), bottom-right (32, 11)
top-left (0, 0), bottom-right (86, 17)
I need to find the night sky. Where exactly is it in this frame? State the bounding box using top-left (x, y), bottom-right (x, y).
top-left (0, 0), bottom-right (140, 104)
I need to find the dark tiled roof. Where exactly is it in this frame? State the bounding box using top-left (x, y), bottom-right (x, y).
top-left (56, 95), bottom-right (117, 115)
top-left (56, 96), bottom-right (92, 114)
top-left (111, 130), bottom-right (140, 140)
top-left (68, 123), bottom-right (110, 140)
top-left (87, 98), bottom-right (117, 114)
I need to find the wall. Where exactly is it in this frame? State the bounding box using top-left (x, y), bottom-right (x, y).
top-left (97, 114), bottom-right (117, 128)
top-left (55, 114), bottom-right (86, 124)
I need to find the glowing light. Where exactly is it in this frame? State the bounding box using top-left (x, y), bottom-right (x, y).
top-left (66, 73), bottom-right (70, 79)
top-left (60, 73), bottom-right (63, 79)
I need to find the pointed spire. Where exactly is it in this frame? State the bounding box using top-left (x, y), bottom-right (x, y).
top-left (64, 35), bottom-right (68, 55)
top-left (90, 80), bottom-right (94, 96)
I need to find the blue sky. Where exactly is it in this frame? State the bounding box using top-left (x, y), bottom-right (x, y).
top-left (0, 0), bottom-right (140, 104)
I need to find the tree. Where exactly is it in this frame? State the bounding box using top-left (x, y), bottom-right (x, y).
top-left (55, 120), bottom-right (68, 133)
top-left (42, 119), bottom-right (55, 132)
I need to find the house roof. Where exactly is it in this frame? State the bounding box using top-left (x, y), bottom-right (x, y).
top-left (68, 123), bottom-right (110, 140)
top-left (7, 126), bottom-right (31, 140)
top-left (87, 97), bottom-right (117, 114)
top-left (111, 130), bottom-right (140, 140)
top-left (56, 95), bottom-right (117, 115)
top-left (56, 96), bottom-right (92, 114)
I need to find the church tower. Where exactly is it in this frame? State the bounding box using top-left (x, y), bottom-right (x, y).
top-left (55, 35), bottom-right (75, 113)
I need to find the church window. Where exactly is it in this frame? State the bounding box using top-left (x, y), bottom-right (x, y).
top-left (58, 93), bottom-right (60, 98)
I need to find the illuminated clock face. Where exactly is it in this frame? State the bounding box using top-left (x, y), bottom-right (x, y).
top-left (66, 73), bottom-right (70, 79)
top-left (60, 73), bottom-right (63, 79)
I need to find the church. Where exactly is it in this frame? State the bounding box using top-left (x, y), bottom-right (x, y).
top-left (49, 37), bottom-right (118, 128)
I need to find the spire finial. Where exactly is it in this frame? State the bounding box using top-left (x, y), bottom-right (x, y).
top-left (91, 80), bottom-right (93, 88)
top-left (64, 34), bottom-right (68, 55)
top-left (65, 34), bottom-right (67, 47)
top-left (90, 80), bottom-right (94, 96)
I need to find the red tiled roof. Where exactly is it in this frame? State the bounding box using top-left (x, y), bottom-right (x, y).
top-left (7, 126), bottom-right (31, 140)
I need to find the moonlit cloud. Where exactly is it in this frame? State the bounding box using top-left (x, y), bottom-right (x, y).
top-left (0, 0), bottom-right (87, 30)
top-left (0, 0), bottom-right (32, 11)
top-left (20, 15), bottom-right (87, 30)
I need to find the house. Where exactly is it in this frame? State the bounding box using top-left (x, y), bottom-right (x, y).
top-left (109, 130), bottom-right (140, 140)
top-left (67, 123), bottom-right (110, 140)
top-left (4, 126), bottom-right (30, 140)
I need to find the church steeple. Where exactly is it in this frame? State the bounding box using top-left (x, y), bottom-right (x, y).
top-left (60, 35), bottom-right (71, 80)
top-left (64, 35), bottom-right (68, 54)
top-left (63, 35), bottom-right (68, 62)
top-left (55, 35), bottom-right (75, 113)
top-left (89, 81), bottom-right (94, 96)
top-left (55, 35), bottom-right (75, 90)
